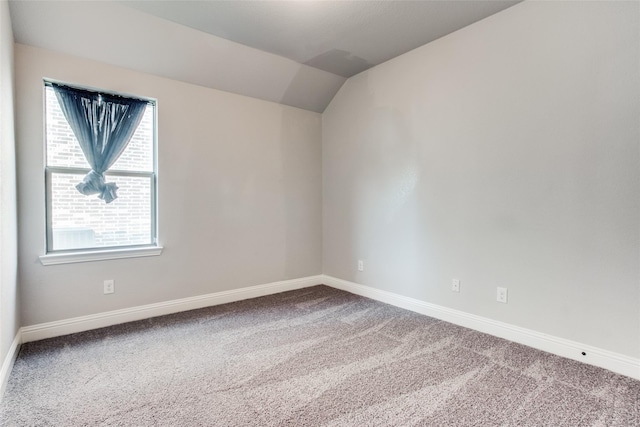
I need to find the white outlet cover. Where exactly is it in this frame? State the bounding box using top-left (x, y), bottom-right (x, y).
top-left (104, 279), bottom-right (115, 294)
top-left (357, 260), bottom-right (364, 272)
top-left (452, 279), bottom-right (460, 292)
top-left (497, 287), bottom-right (507, 303)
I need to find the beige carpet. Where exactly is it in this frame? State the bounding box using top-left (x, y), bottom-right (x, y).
top-left (1, 285), bottom-right (638, 426)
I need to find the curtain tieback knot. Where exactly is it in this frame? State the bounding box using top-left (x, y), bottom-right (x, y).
top-left (76, 171), bottom-right (119, 204)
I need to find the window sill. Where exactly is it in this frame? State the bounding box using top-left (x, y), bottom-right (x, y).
top-left (39, 246), bottom-right (163, 266)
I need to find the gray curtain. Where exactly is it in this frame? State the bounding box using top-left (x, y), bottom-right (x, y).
top-left (52, 83), bottom-right (147, 204)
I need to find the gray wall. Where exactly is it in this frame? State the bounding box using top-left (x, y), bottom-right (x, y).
top-left (16, 44), bottom-right (322, 326)
top-left (322, 1), bottom-right (640, 358)
top-left (0, 0), bottom-right (18, 362)
top-left (11, 1), bottom-right (640, 362)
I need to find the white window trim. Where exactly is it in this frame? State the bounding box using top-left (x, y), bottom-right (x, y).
top-left (43, 79), bottom-right (160, 258)
top-left (39, 245), bottom-right (164, 266)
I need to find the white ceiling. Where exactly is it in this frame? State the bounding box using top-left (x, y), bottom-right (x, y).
top-left (124, 1), bottom-right (520, 78)
top-left (9, 0), bottom-right (520, 112)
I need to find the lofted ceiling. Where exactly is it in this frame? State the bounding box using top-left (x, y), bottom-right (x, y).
top-left (124, 1), bottom-right (521, 78)
top-left (9, 0), bottom-right (520, 112)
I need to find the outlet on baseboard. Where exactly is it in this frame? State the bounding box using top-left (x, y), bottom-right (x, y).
top-left (104, 279), bottom-right (115, 294)
top-left (452, 279), bottom-right (460, 292)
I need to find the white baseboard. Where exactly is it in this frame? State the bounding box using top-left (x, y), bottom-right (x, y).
top-left (21, 275), bottom-right (324, 343)
top-left (321, 275), bottom-right (640, 380)
top-left (14, 273), bottom-right (640, 381)
top-left (0, 331), bottom-right (22, 402)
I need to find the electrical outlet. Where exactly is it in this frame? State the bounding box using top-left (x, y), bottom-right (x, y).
top-left (104, 279), bottom-right (115, 294)
top-left (357, 260), bottom-right (364, 272)
top-left (496, 287), bottom-right (507, 303)
top-left (452, 279), bottom-right (460, 292)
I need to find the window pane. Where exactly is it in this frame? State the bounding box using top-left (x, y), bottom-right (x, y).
top-left (50, 172), bottom-right (153, 251)
top-left (45, 86), bottom-right (87, 169)
top-left (45, 86), bottom-right (154, 172)
top-left (110, 106), bottom-right (154, 172)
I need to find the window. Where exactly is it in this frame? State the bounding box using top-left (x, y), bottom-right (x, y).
top-left (42, 80), bottom-right (160, 264)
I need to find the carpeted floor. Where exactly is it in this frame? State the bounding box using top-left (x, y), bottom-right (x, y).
top-left (1, 285), bottom-right (638, 426)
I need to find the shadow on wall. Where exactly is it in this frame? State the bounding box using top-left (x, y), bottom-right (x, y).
top-left (353, 76), bottom-right (431, 293)
top-left (278, 107), bottom-right (322, 279)
top-left (319, 71), bottom-right (435, 293)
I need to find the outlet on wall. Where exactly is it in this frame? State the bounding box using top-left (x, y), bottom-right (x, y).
top-left (452, 279), bottom-right (460, 292)
top-left (357, 260), bottom-right (364, 272)
top-left (496, 287), bottom-right (507, 303)
top-left (104, 279), bottom-right (115, 295)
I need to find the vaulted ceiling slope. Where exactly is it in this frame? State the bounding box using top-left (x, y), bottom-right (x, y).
top-left (9, 1), bottom-right (519, 113)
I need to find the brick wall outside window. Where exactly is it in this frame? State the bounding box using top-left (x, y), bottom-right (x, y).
top-left (45, 86), bottom-right (156, 251)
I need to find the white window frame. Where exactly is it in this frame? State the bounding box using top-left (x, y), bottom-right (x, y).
top-left (39, 79), bottom-right (162, 265)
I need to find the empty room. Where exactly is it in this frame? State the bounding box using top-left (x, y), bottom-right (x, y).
top-left (0, 0), bottom-right (638, 425)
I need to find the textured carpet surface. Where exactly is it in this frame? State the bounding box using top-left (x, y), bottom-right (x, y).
top-left (1, 285), bottom-right (638, 426)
